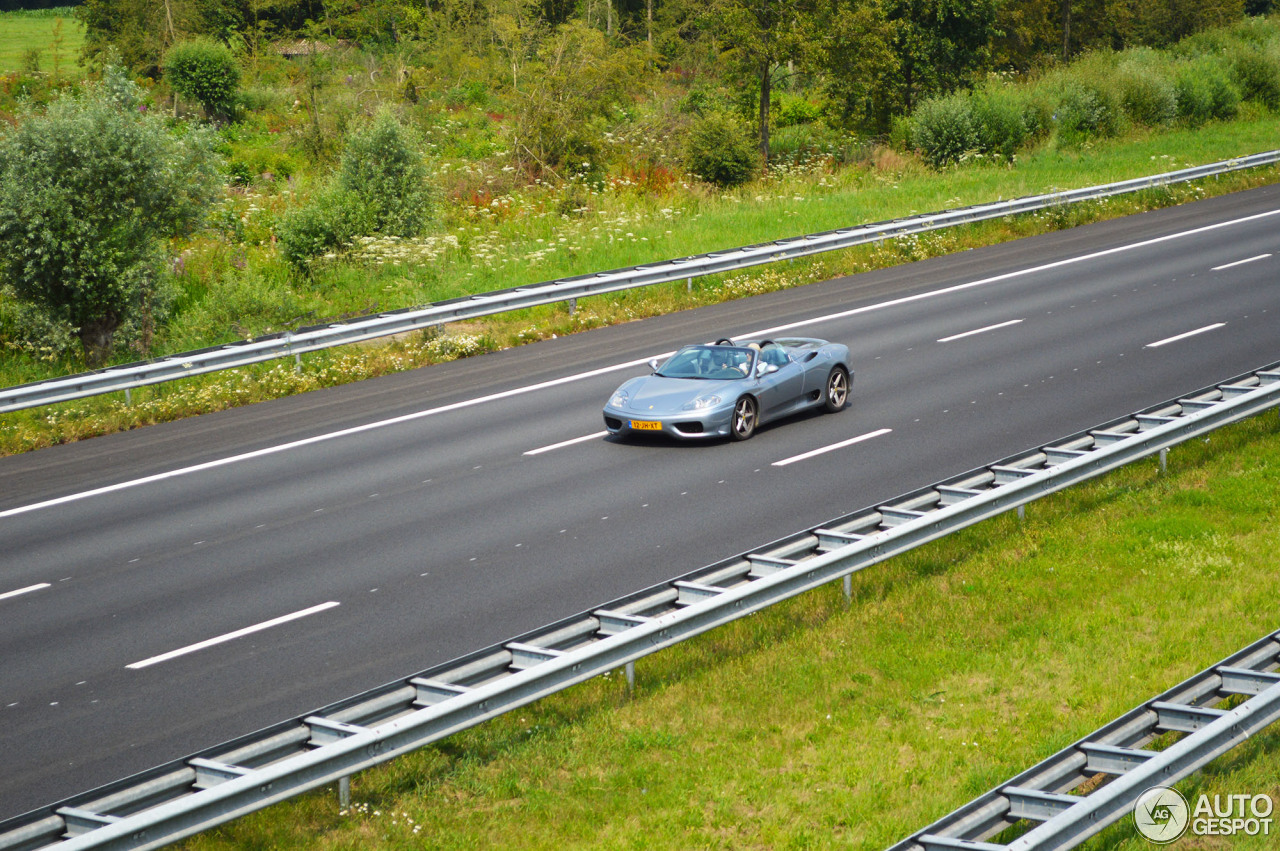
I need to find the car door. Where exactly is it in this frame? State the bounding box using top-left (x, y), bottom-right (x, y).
top-left (754, 352), bottom-right (805, 421)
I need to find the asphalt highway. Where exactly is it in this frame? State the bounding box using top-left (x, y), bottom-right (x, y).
top-left (2, 184), bottom-right (1279, 819)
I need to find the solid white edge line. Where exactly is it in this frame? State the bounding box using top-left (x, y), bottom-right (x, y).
top-left (1212, 254), bottom-right (1272, 271)
top-left (0, 582), bottom-right (51, 602)
top-left (937, 319), bottom-right (1024, 343)
top-left (125, 601), bottom-right (341, 670)
top-left (773, 428), bottom-right (893, 467)
top-left (1146, 323), bottom-right (1227, 349)
top-left (7, 206), bottom-right (1279, 520)
top-left (524, 431), bottom-right (609, 456)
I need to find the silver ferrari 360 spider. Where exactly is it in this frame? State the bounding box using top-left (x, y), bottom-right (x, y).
top-left (602, 337), bottom-right (851, 441)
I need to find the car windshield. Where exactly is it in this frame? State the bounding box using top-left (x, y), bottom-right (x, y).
top-left (656, 346), bottom-right (753, 380)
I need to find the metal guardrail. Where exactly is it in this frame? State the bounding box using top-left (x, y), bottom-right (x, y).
top-left (888, 628), bottom-right (1280, 851)
top-left (2, 150), bottom-right (1278, 415)
top-left (2, 361), bottom-right (1278, 850)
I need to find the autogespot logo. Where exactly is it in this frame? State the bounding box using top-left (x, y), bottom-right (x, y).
top-left (1133, 786), bottom-right (1275, 844)
top-left (1134, 786), bottom-right (1190, 844)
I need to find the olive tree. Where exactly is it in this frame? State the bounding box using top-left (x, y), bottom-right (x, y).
top-left (0, 68), bottom-right (222, 364)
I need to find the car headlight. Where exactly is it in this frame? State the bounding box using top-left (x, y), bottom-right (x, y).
top-left (609, 389), bottom-right (630, 408)
top-left (683, 394), bottom-right (721, 410)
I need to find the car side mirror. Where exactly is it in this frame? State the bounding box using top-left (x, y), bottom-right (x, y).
top-left (648, 358), bottom-right (661, 372)
top-left (756, 362), bottom-right (778, 377)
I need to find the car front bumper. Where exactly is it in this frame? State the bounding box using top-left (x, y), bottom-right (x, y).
top-left (602, 404), bottom-right (734, 440)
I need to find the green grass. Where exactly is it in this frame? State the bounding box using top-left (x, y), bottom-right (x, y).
top-left (0, 7), bottom-right (83, 76)
top-left (205, 113), bottom-right (1280, 341)
top-left (175, 407), bottom-right (1280, 851)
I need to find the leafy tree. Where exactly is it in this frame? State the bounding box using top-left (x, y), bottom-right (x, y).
top-left (0, 69), bottom-right (222, 364)
top-left (78, 0), bottom-right (321, 73)
top-left (882, 0), bottom-right (1000, 118)
top-left (703, 0), bottom-right (820, 160)
top-left (992, 0), bottom-right (1062, 69)
top-left (1059, 0), bottom-right (1245, 54)
top-left (508, 20), bottom-right (646, 174)
top-left (817, 0), bottom-right (899, 132)
top-left (77, 0), bottom-right (178, 74)
top-left (163, 38), bottom-right (242, 121)
top-left (489, 0), bottom-right (546, 89)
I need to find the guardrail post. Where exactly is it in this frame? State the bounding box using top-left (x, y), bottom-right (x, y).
top-left (1160, 447), bottom-right (1168, 473)
top-left (338, 775), bottom-right (351, 808)
top-left (568, 298), bottom-right (577, 317)
top-left (124, 388), bottom-right (132, 407)
top-left (843, 573), bottom-right (852, 604)
top-left (625, 661), bottom-right (635, 696)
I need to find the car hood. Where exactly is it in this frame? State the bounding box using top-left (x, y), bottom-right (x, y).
top-left (617, 375), bottom-right (739, 413)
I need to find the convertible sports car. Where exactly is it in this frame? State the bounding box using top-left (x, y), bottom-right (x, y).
top-left (603, 337), bottom-right (851, 441)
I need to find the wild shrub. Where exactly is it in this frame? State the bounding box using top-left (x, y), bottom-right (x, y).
top-left (970, 85), bottom-right (1031, 160)
top-left (1117, 61), bottom-right (1179, 127)
top-left (774, 93), bottom-right (824, 128)
top-left (225, 145), bottom-right (302, 186)
top-left (278, 110), bottom-right (432, 270)
top-left (507, 21), bottom-right (645, 175)
top-left (909, 93), bottom-right (978, 168)
top-left (1054, 78), bottom-right (1128, 144)
top-left (163, 39), bottom-right (241, 121)
top-left (1174, 57), bottom-right (1242, 124)
top-left (768, 122), bottom-right (847, 168)
top-left (1019, 92), bottom-right (1054, 144)
top-left (276, 187), bottom-right (373, 269)
top-left (1227, 43), bottom-right (1280, 109)
top-left (338, 108), bottom-right (433, 237)
top-left (443, 81), bottom-right (489, 108)
top-left (0, 290), bottom-right (79, 362)
top-left (685, 111), bottom-right (759, 187)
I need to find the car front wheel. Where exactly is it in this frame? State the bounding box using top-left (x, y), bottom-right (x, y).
top-left (730, 396), bottom-right (758, 441)
top-left (824, 366), bottom-right (849, 412)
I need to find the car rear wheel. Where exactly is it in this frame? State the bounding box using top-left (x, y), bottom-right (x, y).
top-left (730, 396), bottom-right (758, 441)
top-left (824, 366), bottom-right (849, 412)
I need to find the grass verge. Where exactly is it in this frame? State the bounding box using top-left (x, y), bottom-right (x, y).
top-left (177, 408), bottom-right (1280, 851)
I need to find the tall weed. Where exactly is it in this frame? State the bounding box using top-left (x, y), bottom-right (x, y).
top-left (169, 265), bottom-right (302, 342)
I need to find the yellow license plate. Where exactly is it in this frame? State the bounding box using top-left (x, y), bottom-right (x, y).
top-left (630, 420), bottom-right (662, 431)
